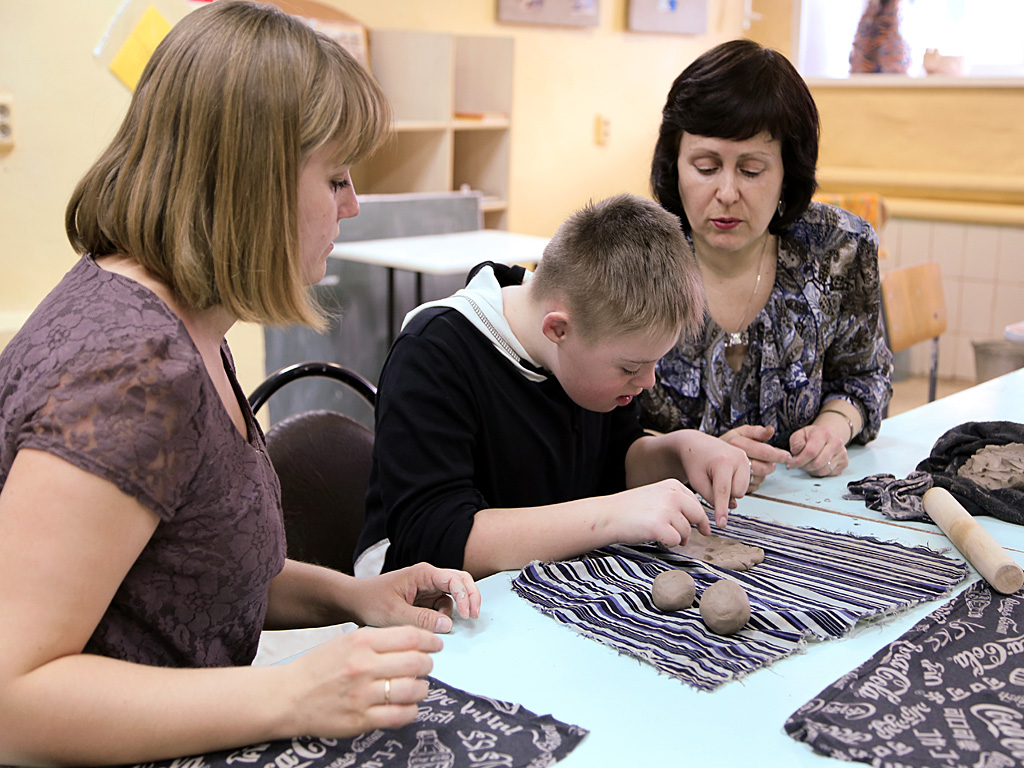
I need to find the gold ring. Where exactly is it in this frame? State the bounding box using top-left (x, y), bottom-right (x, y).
top-left (384, 678), bottom-right (391, 706)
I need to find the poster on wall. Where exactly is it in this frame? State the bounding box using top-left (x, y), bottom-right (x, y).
top-left (303, 18), bottom-right (370, 71)
top-left (498, 0), bottom-right (599, 28)
top-left (628, 0), bottom-right (707, 34)
top-left (93, 0), bottom-right (192, 91)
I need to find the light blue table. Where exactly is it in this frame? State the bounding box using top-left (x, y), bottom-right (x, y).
top-left (428, 371), bottom-right (1024, 765)
top-left (753, 368), bottom-right (1024, 552)
top-left (434, 497), bottom-right (1018, 766)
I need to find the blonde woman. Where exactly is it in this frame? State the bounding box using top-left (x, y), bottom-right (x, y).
top-left (0, 3), bottom-right (478, 766)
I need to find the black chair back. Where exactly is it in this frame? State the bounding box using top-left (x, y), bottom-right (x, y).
top-left (249, 362), bottom-right (376, 574)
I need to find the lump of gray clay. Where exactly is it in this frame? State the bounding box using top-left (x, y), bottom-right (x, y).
top-left (670, 530), bottom-right (764, 571)
top-left (651, 569), bottom-right (695, 611)
top-left (699, 579), bottom-right (751, 635)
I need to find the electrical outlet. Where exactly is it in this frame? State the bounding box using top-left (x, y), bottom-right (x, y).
top-left (594, 114), bottom-right (610, 147)
top-left (0, 92), bottom-right (13, 149)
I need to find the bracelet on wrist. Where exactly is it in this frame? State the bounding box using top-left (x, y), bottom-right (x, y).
top-left (819, 408), bottom-right (855, 444)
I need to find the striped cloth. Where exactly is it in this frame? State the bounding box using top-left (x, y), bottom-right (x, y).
top-left (511, 514), bottom-right (969, 691)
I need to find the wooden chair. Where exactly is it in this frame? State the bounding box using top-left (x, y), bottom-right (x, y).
top-left (880, 262), bottom-right (947, 403)
top-left (249, 362), bottom-right (377, 574)
top-left (815, 192), bottom-right (891, 259)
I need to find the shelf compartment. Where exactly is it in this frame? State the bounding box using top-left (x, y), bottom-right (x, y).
top-left (361, 29), bottom-right (513, 228)
top-left (453, 129), bottom-right (509, 206)
top-left (452, 115), bottom-right (511, 130)
top-left (355, 130), bottom-right (452, 195)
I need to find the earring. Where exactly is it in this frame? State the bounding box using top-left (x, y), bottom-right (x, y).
top-left (777, 198), bottom-right (785, 216)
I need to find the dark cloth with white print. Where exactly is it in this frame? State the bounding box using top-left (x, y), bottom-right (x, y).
top-left (113, 676), bottom-right (588, 768)
top-left (786, 580), bottom-right (1024, 767)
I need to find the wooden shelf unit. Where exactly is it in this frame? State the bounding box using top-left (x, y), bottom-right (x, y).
top-left (353, 30), bottom-right (514, 229)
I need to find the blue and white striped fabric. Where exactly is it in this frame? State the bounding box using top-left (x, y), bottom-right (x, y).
top-left (511, 514), bottom-right (969, 691)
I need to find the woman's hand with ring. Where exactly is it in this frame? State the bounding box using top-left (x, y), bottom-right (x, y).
top-left (283, 625), bottom-right (440, 738)
top-left (788, 424), bottom-right (848, 477)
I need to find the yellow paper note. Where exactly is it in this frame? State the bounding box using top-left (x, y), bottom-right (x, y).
top-left (108, 6), bottom-right (172, 91)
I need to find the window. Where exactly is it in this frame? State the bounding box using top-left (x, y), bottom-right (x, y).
top-left (798, 0), bottom-right (1024, 79)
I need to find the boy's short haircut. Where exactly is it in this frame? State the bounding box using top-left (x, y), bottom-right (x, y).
top-left (65, 0), bottom-right (391, 330)
top-left (530, 193), bottom-right (705, 340)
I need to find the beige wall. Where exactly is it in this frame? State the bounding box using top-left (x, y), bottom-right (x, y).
top-left (0, 1), bottom-right (133, 338)
top-left (328, 0), bottom-right (747, 237)
top-left (7, 0), bottom-right (1019, 391)
top-left (0, 0), bottom-right (745, 393)
top-left (747, 0), bottom-right (796, 55)
top-left (811, 83), bottom-right (1024, 217)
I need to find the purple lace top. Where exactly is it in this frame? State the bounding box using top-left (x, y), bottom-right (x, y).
top-left (0, 255), bottom-right (286, 668)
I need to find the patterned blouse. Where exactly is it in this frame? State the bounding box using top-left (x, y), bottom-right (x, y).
top-left (639, 202), bottom-right (893, 447)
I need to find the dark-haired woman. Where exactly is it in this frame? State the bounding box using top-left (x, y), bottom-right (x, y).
top-left (639, 40), bottom-right (892, 491)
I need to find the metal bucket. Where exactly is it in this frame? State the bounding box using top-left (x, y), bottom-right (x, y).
top-left (972, 339), bottom-right (1024, 383)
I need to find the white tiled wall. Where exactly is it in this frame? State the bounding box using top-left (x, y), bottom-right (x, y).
top-left (880, 219), bottom-right (1024, 382)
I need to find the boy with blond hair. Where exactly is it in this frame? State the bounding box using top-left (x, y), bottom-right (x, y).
top-left (355, 193), bottom-right (750, 578)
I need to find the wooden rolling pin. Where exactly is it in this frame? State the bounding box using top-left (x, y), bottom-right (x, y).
top-left (923, 487), bottom-right (1024, 595)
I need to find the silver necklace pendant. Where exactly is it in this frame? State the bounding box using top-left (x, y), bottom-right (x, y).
top-left (719, 233), bottom-right (769, 354)
top-left (725, 330), bottom-right (748, 348)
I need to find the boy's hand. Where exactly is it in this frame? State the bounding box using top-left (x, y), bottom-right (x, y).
top-left (673, 431), bottom-right (750, 527)
top-left (719, 424), bottom-right (792, 492)
top-left (614, 478), bottom-right (711, 548)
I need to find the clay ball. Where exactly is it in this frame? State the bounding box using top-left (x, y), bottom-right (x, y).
top-left (651, 569), bottom-right (696, 612)
top-left (699, 579), bottom-right (751, 635)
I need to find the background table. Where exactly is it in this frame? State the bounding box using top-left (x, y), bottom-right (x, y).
top-left (331, 230), bottom-right (549, 339)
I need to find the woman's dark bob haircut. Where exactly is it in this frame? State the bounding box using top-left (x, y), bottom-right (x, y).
top-left (650, 39), bottom-right (819, 235)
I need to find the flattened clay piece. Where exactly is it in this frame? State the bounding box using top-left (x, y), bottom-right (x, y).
top-left (958, 443), bottom-right (1024, 491)
top-left (699, 579), bottom-right (751, 636)
top-left (651, 569), bottom-right (695, 611)
top-left (669, 530), bottom-right (764, 571)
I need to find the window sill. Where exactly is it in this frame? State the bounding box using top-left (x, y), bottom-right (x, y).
top-left (806, 75), bottom-right (1024, 89)
top-left (817, 168), bottom-right (1024, 226)
top-left (883, 198), bottom-right (1024, 227)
